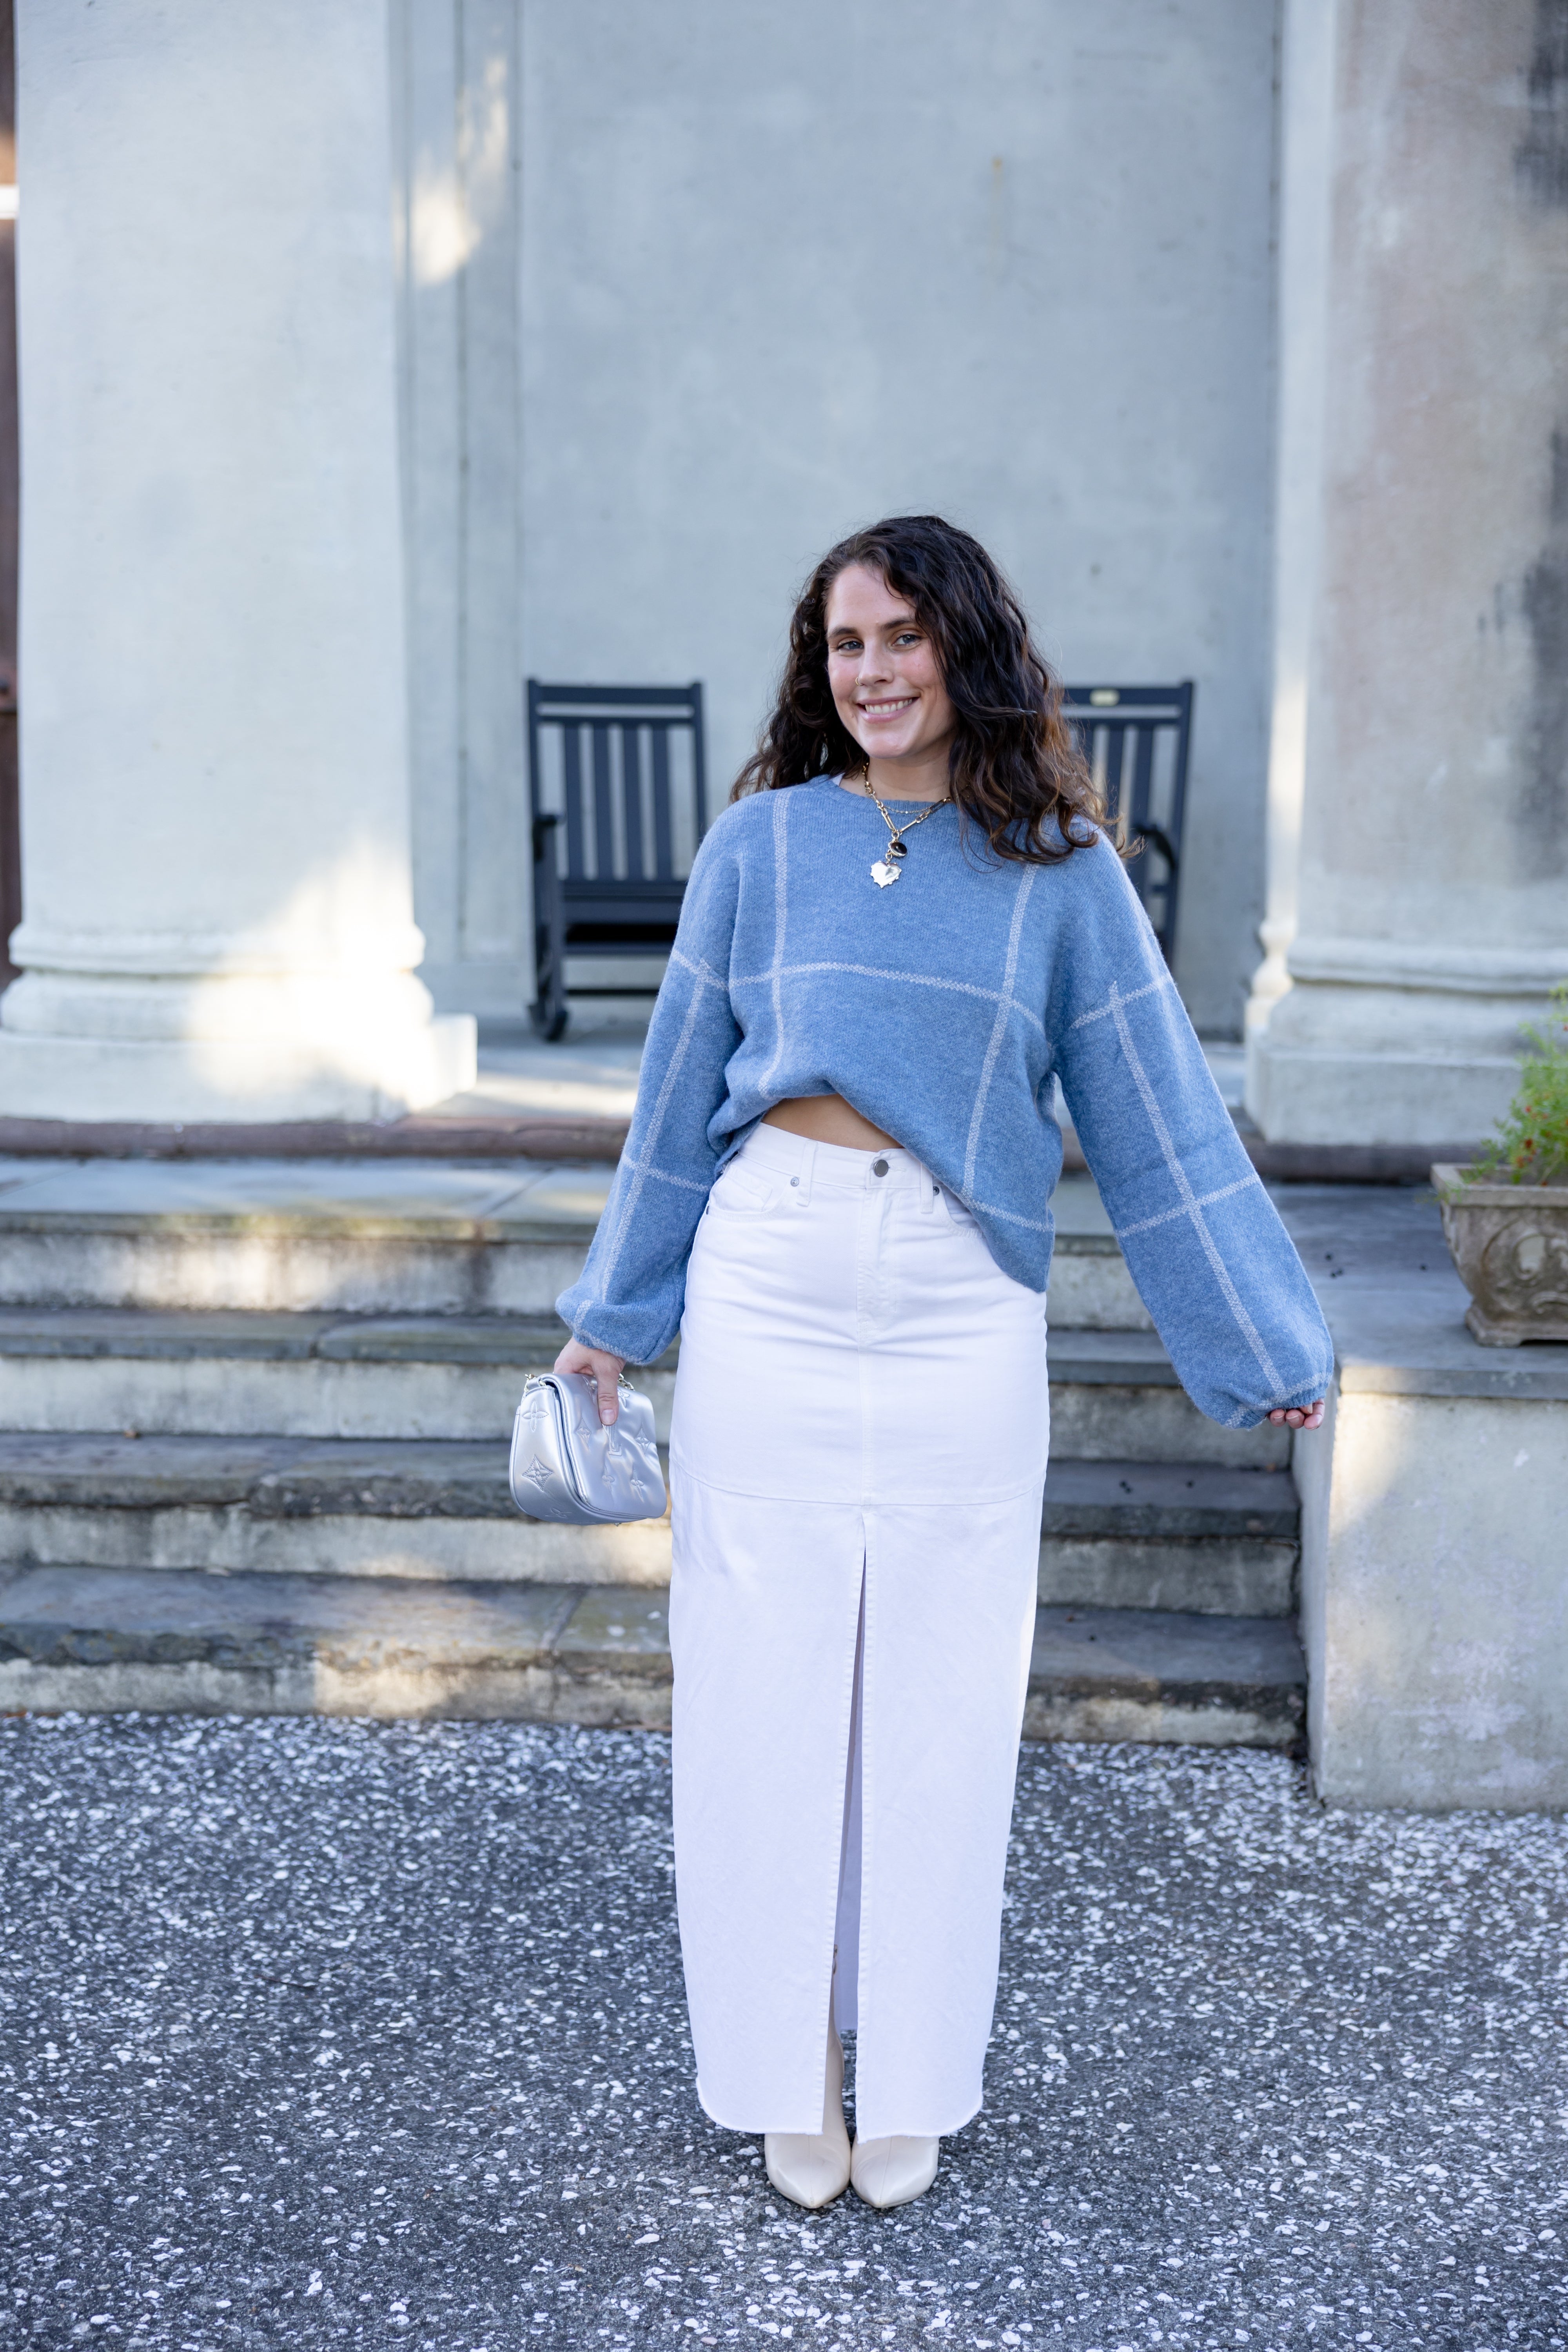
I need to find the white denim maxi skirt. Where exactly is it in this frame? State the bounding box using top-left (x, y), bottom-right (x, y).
top-left (668, 1122), bottom-right (1050, 2144)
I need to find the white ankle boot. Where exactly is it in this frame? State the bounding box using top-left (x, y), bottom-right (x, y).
top-left (850, 2133), bottom-right (941, 2209)
top-left (764, 2015), bottom-right (851, 2209)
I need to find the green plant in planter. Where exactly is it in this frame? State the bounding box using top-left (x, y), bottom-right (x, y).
top-left (1466, 982), bottom-right (1568, 1186)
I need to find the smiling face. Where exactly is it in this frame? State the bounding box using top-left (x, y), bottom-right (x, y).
top-left (824, 563), bottom-right (958, 783)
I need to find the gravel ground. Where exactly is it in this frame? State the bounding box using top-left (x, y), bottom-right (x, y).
top-left (2, 1714), bottom-right (1566, 2352)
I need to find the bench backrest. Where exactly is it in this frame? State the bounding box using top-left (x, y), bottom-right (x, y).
top-left (1063, 682), bottom-right (1194, 962)
top-left (526, 681), bottom-right (708, 900)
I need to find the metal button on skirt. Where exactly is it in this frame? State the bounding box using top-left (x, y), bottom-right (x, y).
top-left (669, 1120), bottom-right (1050, 2141)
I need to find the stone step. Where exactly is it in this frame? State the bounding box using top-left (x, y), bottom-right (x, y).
top-left (0, 1311), bottom-right (1288, 1464)
top-left (1023, 1604), bottom-right (1306, 1750)
top-left (0, 1158), bottom-right (1151, 1327)
top-left (0, 1307), bottom-right (676, 1443)
top-left (0, 1160), bottom-right (603, 1315)
top-left (0, 1566), bottom-right (1305, 1752)
top-left (1040, 1460), bottom-right (1298, 1615)
top-left (0, 1433), bottom-right (1297, 1615)
top-left (1042, 1331), bottom-right (1290, 1466)
top-left (0, 1430), bottom-right (673, 1586)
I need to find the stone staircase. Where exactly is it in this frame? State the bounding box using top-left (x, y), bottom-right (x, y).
top-left (0, 1157), bottom-right (1305, 1748)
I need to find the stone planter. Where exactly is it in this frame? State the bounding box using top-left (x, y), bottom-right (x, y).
top-left (1432, 1164), bottom-right (1568, 1345)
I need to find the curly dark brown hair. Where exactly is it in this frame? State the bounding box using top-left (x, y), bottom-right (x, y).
top-left (732, 514), bottom-right (1102, 863)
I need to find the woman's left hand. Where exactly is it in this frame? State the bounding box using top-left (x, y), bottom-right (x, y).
top-left (1268, 1399), bottom-right (1325, 1430)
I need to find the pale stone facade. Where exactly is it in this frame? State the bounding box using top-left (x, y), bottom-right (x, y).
top-left (2, 0), bottom-right (1564, 1133)
top-left (3, 0), bottom-right (474, 1121)
top-left (1247, 0), bottom-right (1568, 1144)
top-left (398, 0), bottom-right (1285, 1034)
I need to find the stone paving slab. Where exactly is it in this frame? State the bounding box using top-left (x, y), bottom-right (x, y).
top-left (1276, 1185), bottom-right (1568, 1401)
top-left (437, 1026), bottom-right (647, 1121)
top-left (0, 1158), bottom-right (554, 1225)
top-left (1, 1715), bottom-right (1564, 2351)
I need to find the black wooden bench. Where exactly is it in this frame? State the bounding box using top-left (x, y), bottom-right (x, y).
top-left (1063, 682), bottom-right (1194, 962)
top-left (525, 680), bottom-right (708, 1040)
top-left (523, 676), bottom-right (1191, 1037)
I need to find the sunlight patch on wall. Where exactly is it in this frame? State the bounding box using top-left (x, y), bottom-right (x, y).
top-left (409, 54), bottom-right (509, 287)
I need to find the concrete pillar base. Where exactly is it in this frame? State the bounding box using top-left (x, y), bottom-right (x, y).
top-left (1247, 1039), bottom-right (1514, 1149)
top-left (0, 977), bottom-right (475, 1123)
top-left (1245, 941), bottom-right (1567, 1146)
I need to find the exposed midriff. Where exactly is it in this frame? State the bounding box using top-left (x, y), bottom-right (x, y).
top-left (762, 1095), bottom-right (899, 1151)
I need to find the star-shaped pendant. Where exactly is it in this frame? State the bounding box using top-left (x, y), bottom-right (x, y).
top-left (871, 860), bottom-right (900, 887)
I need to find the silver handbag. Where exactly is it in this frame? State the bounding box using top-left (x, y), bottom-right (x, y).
top-left (508, 1371), bottom-right (667, 1525)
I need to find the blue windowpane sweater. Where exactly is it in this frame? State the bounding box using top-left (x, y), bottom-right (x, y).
top-left (557, 779), bottom-right (1333, 1429)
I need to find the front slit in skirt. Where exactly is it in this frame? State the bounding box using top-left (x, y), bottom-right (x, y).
top-left (668, 1122), bottom-right (1049, 2144)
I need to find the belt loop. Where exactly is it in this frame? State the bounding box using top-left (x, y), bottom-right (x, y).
top-left (791, 1137), bottom-right (815, 1207)
top-left (914, 1153), bottom-right (936, 1212)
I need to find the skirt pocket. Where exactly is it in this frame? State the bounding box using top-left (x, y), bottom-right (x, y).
top-left (707, 1162), bottom-right (779, 1215)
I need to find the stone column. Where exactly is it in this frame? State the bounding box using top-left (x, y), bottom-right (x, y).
top-left (392, 0), bottom-right (526, 1022)
top-left (0, 0), bottom-right (474, 1122)
top-left (1247, 0), bottom-right (1568, 1146)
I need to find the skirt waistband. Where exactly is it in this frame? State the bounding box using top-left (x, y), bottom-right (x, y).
top-left (733, 1119), bottom-right (935, 1196)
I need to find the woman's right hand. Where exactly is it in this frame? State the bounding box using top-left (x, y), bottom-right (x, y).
top-left (554, 1337), bottom-right (628, 1424)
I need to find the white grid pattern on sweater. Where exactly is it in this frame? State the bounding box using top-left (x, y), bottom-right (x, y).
top-left (967, 1195), bottom-right (1054, 1234)
top-left (586, 958), bottom-right (717, 1313)
top-left (730, 959), bottom-right (1047, 1036)
top-left (1115, 1171), bottom-right (1261, 1239)
top-left (757, 790), bottom-right (792, 1102)
top-left (1105, 973), bottom-right (1286, 1403)
top-left (964, 868), bottom-right (1037, 1196)
top-left (1069, 967), bottom-right (1175, 1029)
top-left (669, 946), bottom-right (728, 994)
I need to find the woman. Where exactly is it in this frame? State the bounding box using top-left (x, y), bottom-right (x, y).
top-left (555, 516), bottom-right (1331, 2212)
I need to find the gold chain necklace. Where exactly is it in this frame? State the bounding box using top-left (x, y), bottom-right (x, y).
top-left (861, 777), bottom-right (951, 888)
